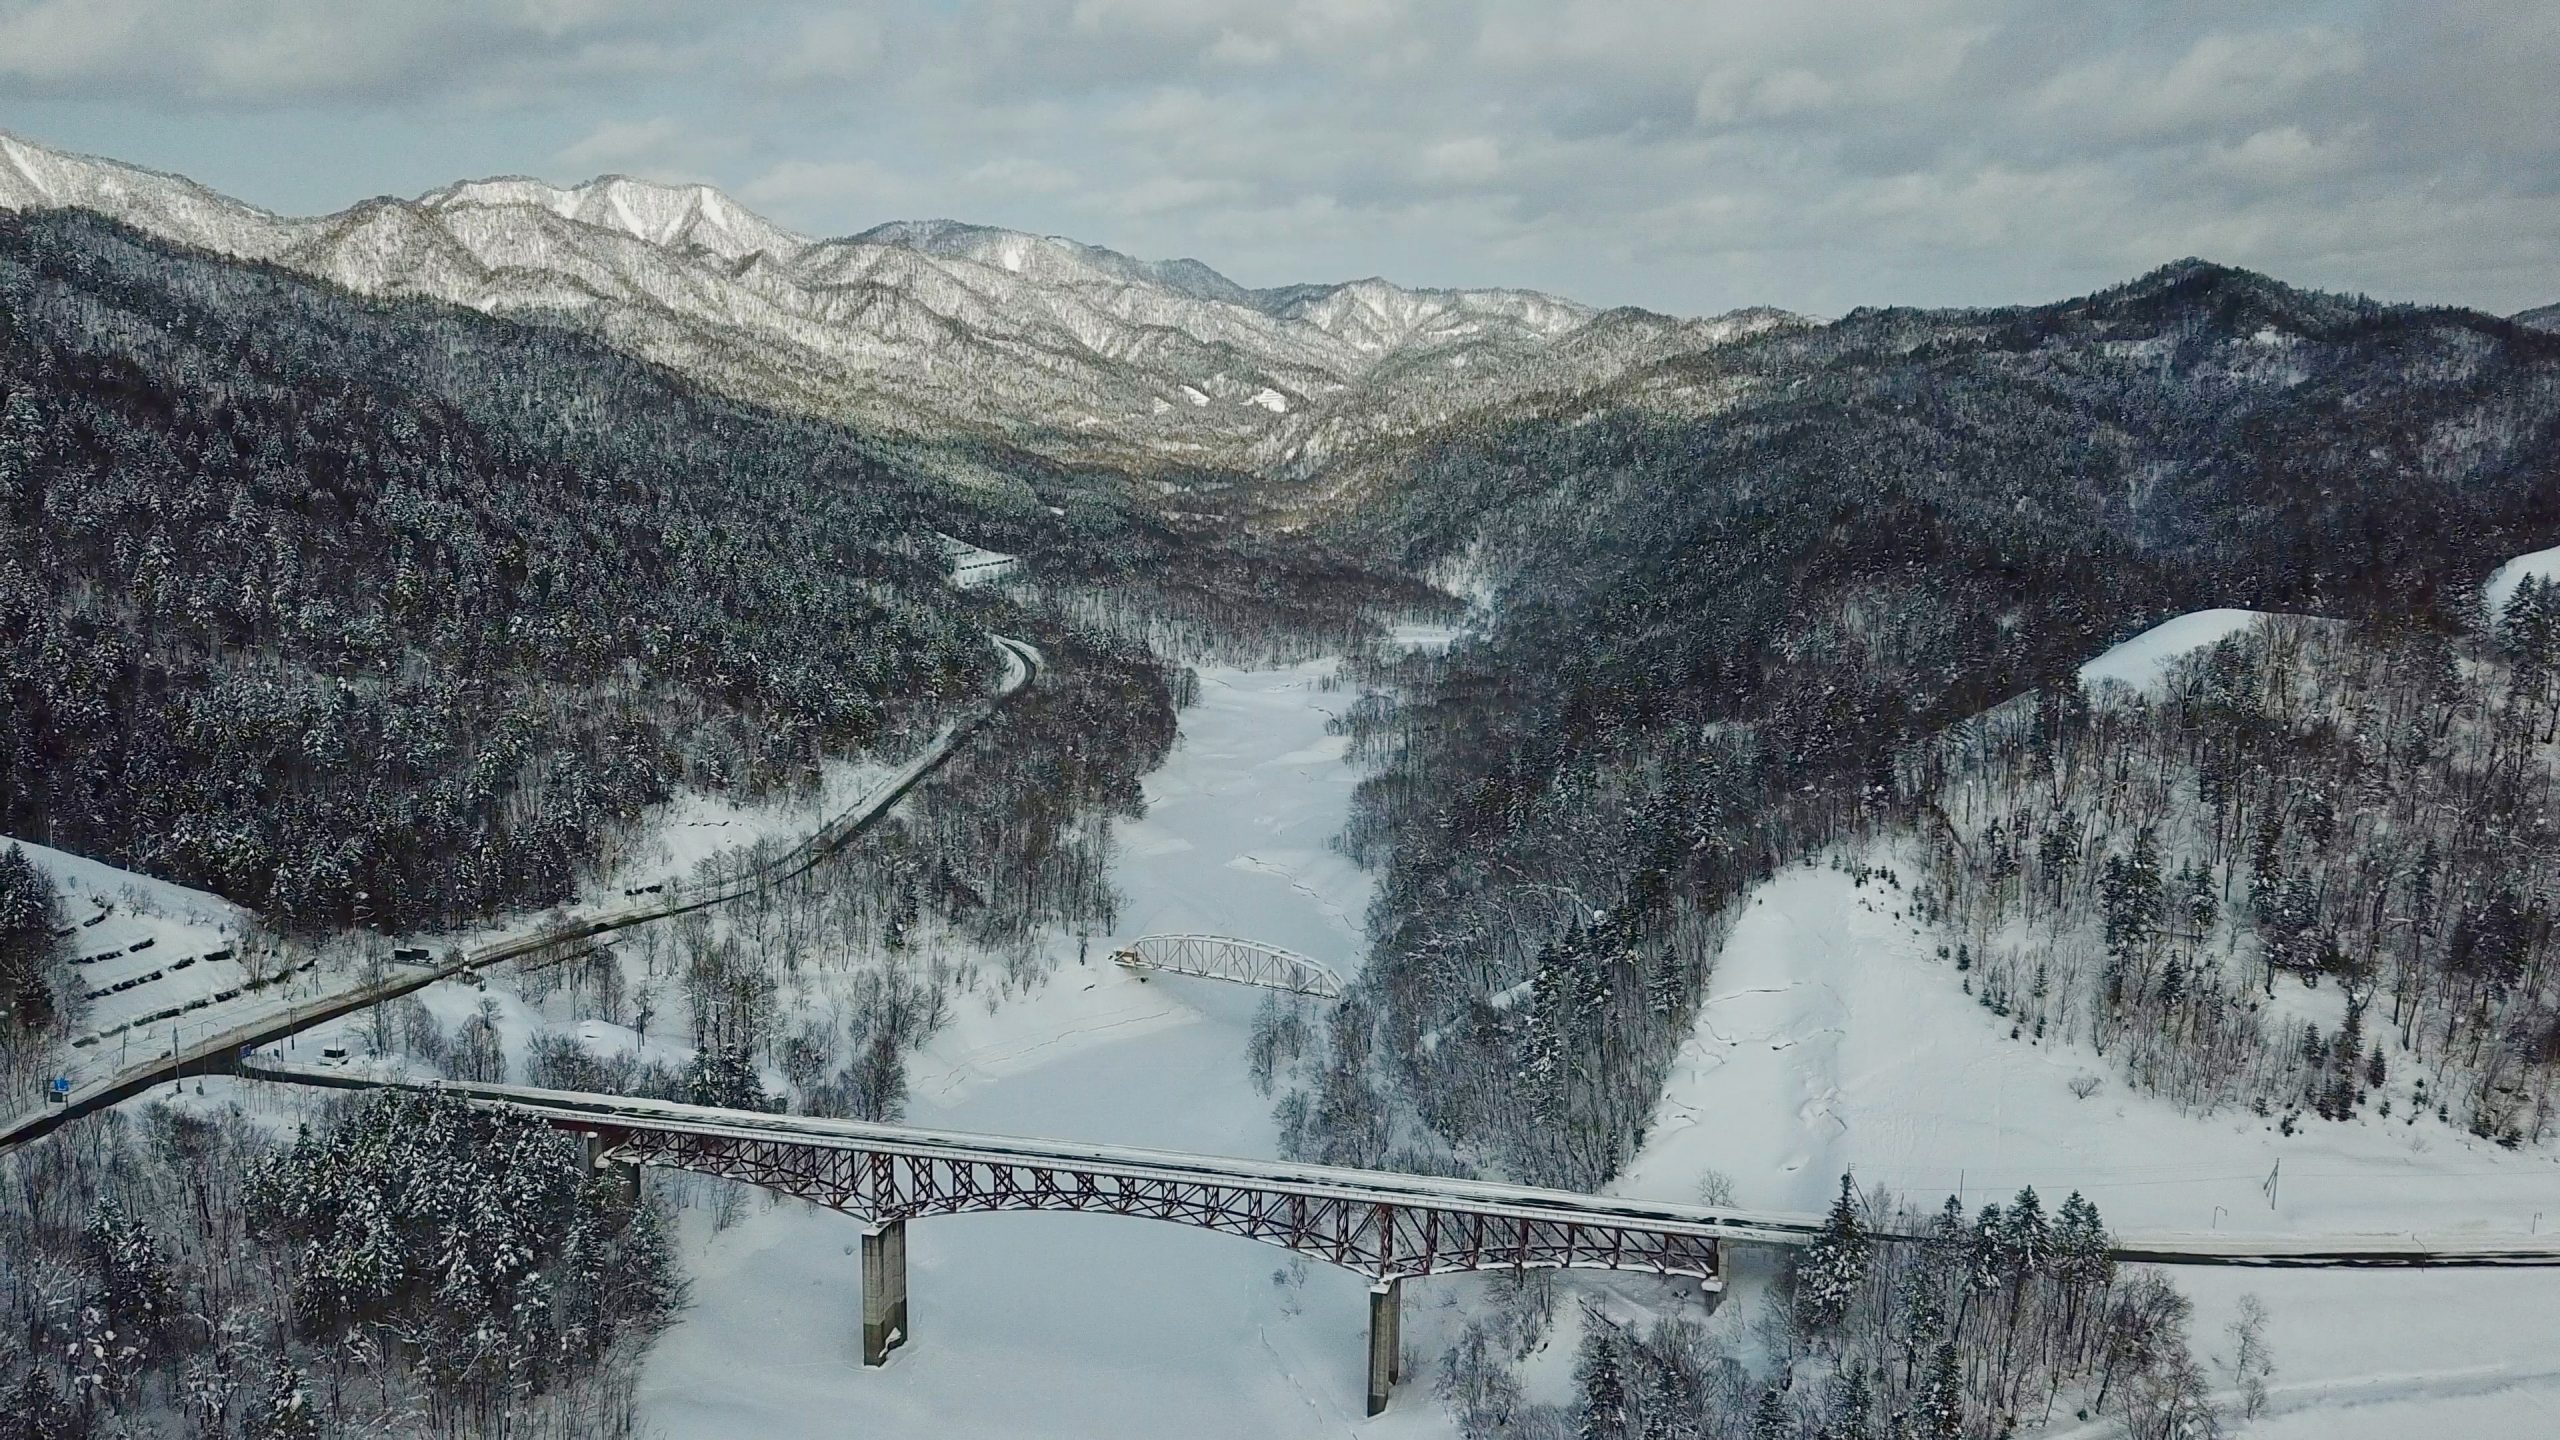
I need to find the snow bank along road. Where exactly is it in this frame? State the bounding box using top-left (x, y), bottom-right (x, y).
top-left (0, 635), bottom-right (1041, 1155)
top-left (238, 1063), bottom-right (2560, 1273)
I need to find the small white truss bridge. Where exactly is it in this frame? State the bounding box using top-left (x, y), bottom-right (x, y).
top-left (1110, 934), bottom-right (1345, 1000)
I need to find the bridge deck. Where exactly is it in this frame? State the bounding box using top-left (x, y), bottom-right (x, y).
top-left (241, 1063), bottom-right (1795, 1245)
top-left (234, 1063), bottom-right (2560, 1267)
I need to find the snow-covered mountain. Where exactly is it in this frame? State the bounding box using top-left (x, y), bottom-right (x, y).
top-left (0, 131), bottom-right (1783, 475)
top-left (2518, 302), bottom-right (2560, 333)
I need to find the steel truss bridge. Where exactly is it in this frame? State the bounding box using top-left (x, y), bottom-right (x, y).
top-left (242, 1063), bottom-right (1738, 1414)
top-left (229, 1063), bottom-right (2560, 1416)
top-left (1111, 934), bottom-right (1346, 1000)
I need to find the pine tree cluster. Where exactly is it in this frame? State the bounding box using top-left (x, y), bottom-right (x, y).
top-left (0, 1093), bottom-right (682, 1438)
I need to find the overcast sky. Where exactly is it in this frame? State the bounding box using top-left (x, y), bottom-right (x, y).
top-left (3, 0), bottom-right (2555, 317)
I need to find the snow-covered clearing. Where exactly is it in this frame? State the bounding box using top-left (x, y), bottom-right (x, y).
top-left (1614, 855), bottom-right (2560, 1234)
top-left (601, 753), bottom-right (896, 897)
top-left (2078, 609), bottom-right (2285, 694)
top-left (3, 836), bottom-right (278, 1094)
top-left (639, 658), bottom-right (1464, 1439)
top-left (2482, 542), bottom-right (2560, 627)
top-left (1612, 852), bottom-right (2560, 1436)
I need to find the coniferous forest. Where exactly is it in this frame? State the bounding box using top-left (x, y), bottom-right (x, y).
top-left (0, 210), bottom-right (1008, 932)
top-left (1, 1091), bottom-right (682, 1438)
top-left (1282, 264), bottom-right (2560, 1198)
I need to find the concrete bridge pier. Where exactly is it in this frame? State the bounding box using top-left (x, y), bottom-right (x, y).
top-left (581, 1132), bottom-right (639, 1207)
top-left (1365, 1278), bottom-right (1402, 1416)
top-left (863, 1220), bottom-right (909, 1366)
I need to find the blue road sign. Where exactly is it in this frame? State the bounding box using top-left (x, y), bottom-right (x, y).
top-left (49, 1076), bottom-right (70, 1101)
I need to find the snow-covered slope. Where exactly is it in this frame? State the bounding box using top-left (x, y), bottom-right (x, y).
top-left (1614, 856), bottom-right (2560, 1235)
top-left (2481, 542), bottom-right (2560, 626)
top-left (0, 131), bottom-right (1779, 474)
top-left (0, 132), bottom-right (305, 259)
top-left (2078, 608), bottom-right (2289, 693)
top-left (423, 174), bottom-right (808, 262)
top-left (2513, 302), bottom-right (2560, 334)
top-left (1612, 853), bottom-right (2560, 1437)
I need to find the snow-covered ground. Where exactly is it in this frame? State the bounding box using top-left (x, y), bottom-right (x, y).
top-left (601, 753), bottom-right (897, 897)
top-left (2481, 542), bottom-right (2560, 627)
top-left (2, 837), bottom-right (282, 1095)
top-left (2078, 609), bottom-right (2285, 693)
top-left (639, 658), bottom-right (1464, 1439)
top-left (1612, 852), bottom-right (2560, 1436)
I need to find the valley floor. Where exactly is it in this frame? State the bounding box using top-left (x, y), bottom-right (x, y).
top-left (636, 658), bottom-right (1467, 1439)
top-left (634, 628), bottom-right (2560, 1439)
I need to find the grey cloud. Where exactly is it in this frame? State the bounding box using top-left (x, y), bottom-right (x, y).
top-left (0, 0), bottom-right (696, 104)
top-left (3, 0), bottom-right (2554, 314)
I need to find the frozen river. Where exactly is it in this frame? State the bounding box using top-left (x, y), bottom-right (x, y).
top-left (640, 658), bottom-right (1462, 1439)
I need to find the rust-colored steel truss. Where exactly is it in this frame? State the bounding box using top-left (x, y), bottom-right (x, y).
top-left (585, 1124), bottom-right (1719, 1285)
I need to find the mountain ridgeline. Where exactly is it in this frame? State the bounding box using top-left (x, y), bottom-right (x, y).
top-left (1285, 262), bottom-right (2560, 1188)
top-left (0, 131), bottom-right (1775, 480)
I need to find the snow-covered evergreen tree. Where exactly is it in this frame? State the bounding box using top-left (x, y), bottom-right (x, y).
top-left (1797, 1173), bottom-right (1873, 1335)
top-left (1821, 1365), bottom-right (1875, 1440)
top-left (1914, 1342), bottom-right (1965, 1440)
top-left (681, 1042), bottom-right (778, 1112)
top-left (80, 1194), bottom-right (176, 1355)
top-left (0, 841), bottom-right (59, 1031)
top-left (1575, 1325), bottom-right (1629, 1440)
top-left (252, 1357), bottom-right (320, 1440)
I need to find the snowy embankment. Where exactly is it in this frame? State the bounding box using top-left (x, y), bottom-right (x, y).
top-left (639, 658), bottom-right (1462, 1440)
top-left (2481, 542), bottom-right (2560, 626)
top-left (1609, 855), bottom-right (2560, 1437)
top-left (3, 838), bottom-right (271, 1095)
top-left (2077, 608), bottom-right (2287, 694)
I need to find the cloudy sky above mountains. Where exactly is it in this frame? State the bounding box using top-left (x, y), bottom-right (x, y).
top-left (2, 0), bottom-right (2554, 317)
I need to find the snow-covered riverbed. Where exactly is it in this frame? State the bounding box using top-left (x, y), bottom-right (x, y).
top-left (639, 658), bottom-right (1462, 1439)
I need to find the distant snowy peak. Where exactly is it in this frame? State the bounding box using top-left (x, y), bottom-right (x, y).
top-left (851, 218), bottom-right (1258, 307)
top-left (1264, 276), bottom-right (1592, 352)
top-left (421, 174), bottom-right (808, 262)
top-left (0, 130), bottom-right (301, 259)
top-left (0, 130), bottom-right (1781, 475)
top-left (2517, 303), bottom-right (2560, 334)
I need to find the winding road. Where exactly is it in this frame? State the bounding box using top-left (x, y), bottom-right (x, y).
top-left (0, 634), bottom-right (1040, 1155)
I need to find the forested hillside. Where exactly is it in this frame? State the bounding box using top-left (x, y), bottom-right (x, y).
top-left (0, 1092), bottom-right (683, 1437)
top-left (1914, 608), bottom-right (2560, 1144)
top-left (1289, 262), bottom-right (2560, 1190)
top-left (0, 210), bottom-right (1059, 933)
